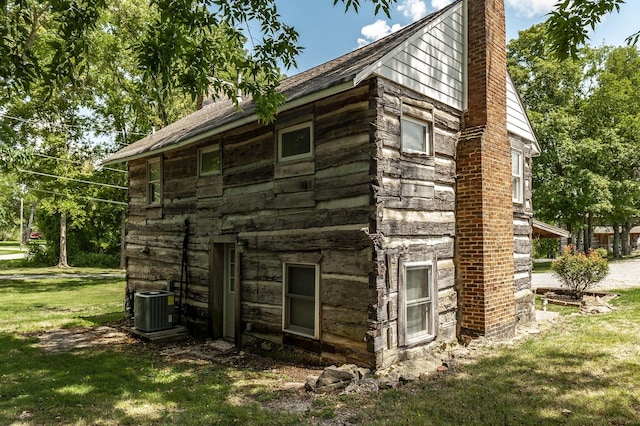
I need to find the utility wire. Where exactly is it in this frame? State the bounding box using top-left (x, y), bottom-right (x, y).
top-left (32, 153), bottom-right (128, 174)
top-left (18, 169), bottom-right (128, 190)
top-left (30, 188), bottom-right (127, 206)
top-left (0, 112), bottom-right (149, 142)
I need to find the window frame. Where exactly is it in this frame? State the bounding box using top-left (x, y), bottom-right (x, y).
top-left (282, 261), bottom-right (320, 339)
top-left (147, 157), bottom-right (162, 205)
top-left (401, 115), bottom-right (433, 156)
top-left (399, 260), bottom-right (437, 346)
top-left (512, 149), bottom-right (524, 204)
top-left (198, 145), bottom-right (222, 177)
top-left (277, 121), bottom-right (314, 163)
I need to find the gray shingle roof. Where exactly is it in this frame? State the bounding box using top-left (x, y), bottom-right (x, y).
top-left (104, 3), bottom-right (458, 164)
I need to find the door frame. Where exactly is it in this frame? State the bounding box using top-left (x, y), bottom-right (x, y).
top-left (208, 236), bottom-right (241, 345)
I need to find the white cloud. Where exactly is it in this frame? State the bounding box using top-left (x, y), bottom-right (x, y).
top-left (505, 0), bottom-right (555, 18)
top-left (431, 0), bottom-right (453, 11)
top-left (357, 19), bottom-right (402, 47)
top-left (356, 0), bottom-right (452, 48)
top-left (398, 0), bottom-right (428, 21)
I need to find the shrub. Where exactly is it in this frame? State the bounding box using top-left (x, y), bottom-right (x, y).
top-left (551, 245), bottom-right (609, 299)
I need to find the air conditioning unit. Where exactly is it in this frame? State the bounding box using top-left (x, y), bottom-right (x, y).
top-left (134, 291), bottom-right (174, 332)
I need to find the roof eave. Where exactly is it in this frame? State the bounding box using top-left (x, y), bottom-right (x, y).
top-left (104, 80), bottom-right (356, 165)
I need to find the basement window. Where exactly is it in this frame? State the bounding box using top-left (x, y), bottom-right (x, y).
top-left (278, 121), bottom-right (313, 162)
top-left (199, 145), bottom-right (221, 176)
top-left (512, 149), bottom-right (524, 204)
top-left (283, 262), bottom-right (319, 338)
top-left (147, 157), bottom-right (162, 205)
top-left (401, 116), bottom-right (432, 155)
top-left (400, 261), bottom-right (436, 345)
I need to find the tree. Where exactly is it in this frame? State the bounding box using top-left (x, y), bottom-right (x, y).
top-left (548, 0), bottom-right (639, 59)
top-left (1, 0), bottom-right (397, 123)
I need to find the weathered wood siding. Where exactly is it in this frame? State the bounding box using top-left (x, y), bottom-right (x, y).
top-left (511, 134), bottom-right (535, 322)
top-left (369, 78), bottom-right (461, 368)
top-left (126, 81), bottom-right (379, 366)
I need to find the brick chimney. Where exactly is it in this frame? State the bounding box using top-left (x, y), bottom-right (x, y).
top-left (456, 0), bottom-right (515, 341)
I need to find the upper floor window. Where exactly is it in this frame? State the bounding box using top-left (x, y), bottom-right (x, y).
top-left (512, 149), bottom-right (524, 204)
top-left (278, 121), bottom-right (313, 162)
top-left (401, 261), bottom-right (436, 345)
top-left (199, 145), bottom-right (221, 176)
top-left (147, 158), bottom-right (162, 205)
top-left (401, 116), bottom-right (432, 155)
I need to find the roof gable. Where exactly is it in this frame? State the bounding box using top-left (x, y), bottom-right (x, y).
top-left (355, 1), bottom-right (465, 110)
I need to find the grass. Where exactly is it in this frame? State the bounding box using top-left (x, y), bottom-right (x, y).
top-left (1, 268), bottom-right (639, 425)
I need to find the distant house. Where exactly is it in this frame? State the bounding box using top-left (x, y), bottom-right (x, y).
top-left (106, 0), bottom-right (540, 369)
top-left (593, 226), bottom-right (640, 252)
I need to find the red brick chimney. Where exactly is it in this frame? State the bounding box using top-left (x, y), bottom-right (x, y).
top-left (456, 0), bottom-right (515, 341)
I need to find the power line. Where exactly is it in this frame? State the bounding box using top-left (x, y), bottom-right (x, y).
top-left (0, 112), bottom-right (149, 138)
top-left (18, 169), bottom-right (128, 190)
top-left (32, 153), bottom-right (128, 174)
top-left (30, 188), bottom-right (127, 206)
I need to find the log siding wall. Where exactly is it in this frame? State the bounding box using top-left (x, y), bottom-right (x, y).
top-left (370, 79), bottom-right (461, 368)
top-left (126, 81), bottom-right (379, 366)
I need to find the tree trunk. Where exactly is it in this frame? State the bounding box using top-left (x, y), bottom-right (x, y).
top-left (23, 202), bottom-right (36, 245)
top-left (57, 212), bottom-right (69, 268)
top-left (586, 214), bottom-right (593, 253)
top-left (119, 209), bottom-right (126, 269)
top-left (622, 222), bottom-right (631, 256)
top-left (613, 223), bottom-right (621, 258)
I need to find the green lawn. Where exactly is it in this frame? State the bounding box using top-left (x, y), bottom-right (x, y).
top-left (1, 269), bottom-right (639, 425)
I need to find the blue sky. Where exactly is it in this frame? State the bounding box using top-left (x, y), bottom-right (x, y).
top-left (275, 0), bottom-right (640, 73)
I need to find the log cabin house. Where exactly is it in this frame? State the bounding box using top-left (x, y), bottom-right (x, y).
top-left (106, 0), bottom-right (540, 369)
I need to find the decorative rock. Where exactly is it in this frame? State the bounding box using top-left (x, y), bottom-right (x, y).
top-left (316, 365), bottom-right (357, 388)
top-left (305, 375), bottom-right (318, 392)
top-left (344, 378), bottom-right (379, 394)
top-left (260, 342), bottom-right (272, 351)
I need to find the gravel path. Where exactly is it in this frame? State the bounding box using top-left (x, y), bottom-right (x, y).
top-left (532, 258), bottom-right (640, 291)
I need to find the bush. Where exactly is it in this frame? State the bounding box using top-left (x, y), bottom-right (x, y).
top-left (69, 252), bottom-right (121, 268)
top-left (551, 245), bottom-right (609, 299)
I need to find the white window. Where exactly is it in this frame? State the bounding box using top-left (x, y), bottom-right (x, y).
top-left (401, 261), bottom-right (436, 345)
top-left (147, 158), bottom-right (162, 205)
top-left (512, 149), bottom-right (524, 203)
top-left (283, 262), bottom-right (319, 338)
top-left (199, 145), bottom-right (221, 176)
top-left (401, 116), bottom-right (431, 155)
top-left (278, 122), bottom-right (313, 162)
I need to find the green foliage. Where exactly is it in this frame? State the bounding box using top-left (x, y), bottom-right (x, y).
top-left (532, 238), bottom-right (559, 259)
top-left (551, 245), bottom-right (609, 299)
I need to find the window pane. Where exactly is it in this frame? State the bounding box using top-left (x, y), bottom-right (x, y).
top-left (150, 183), bottom-right (160, 203)
top-left (402, 119), bottom-right (427, 152)
top-left (406, 266), bottom-right (430, 301)
top-left (149, 162), bottom-right (160, 181)
top-left (281, 127), bottom-right (311, 158)
top-left (512, 151), bottom-right (521, 175)
top-left (201, 149), bottom-right (220, 175)
top-left (512, 176), bottom-right (521, 200)
top-left (288, 265), bottom-right (315, 297)
top-left (289, 298), bottom-right (315, 331)
top-left (407, 303), bottom-right (429, 335)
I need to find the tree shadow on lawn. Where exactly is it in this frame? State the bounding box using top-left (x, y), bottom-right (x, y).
top-left (0, 333), bottom-right (301, 425)
top-left (353, 340), bottom-right (640, 425)
top-left (0, 277), bottom-right (119, 294)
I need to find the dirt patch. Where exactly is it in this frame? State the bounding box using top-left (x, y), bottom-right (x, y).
top-left (36, 326), bottom-right (135, 352)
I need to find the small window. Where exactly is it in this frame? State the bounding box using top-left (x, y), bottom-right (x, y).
top-left (512, 149), bottom-right (524, 203)
top-left (402, 262), bottom-right (436, 345)
top-left (147, 158), bottom-right (162, 205)
top-left (278, 122), bottom-right (313, 162)
top-left (199, 146), bottom-right (221, 176)
top-left (283, 263), bottom-right (318, 338)
top-left (402, 116), bottom-right (431, 155)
